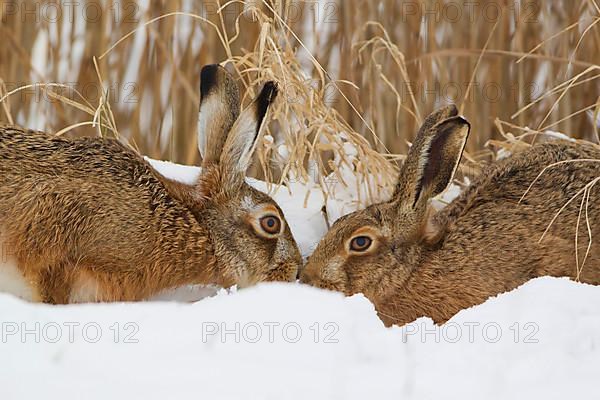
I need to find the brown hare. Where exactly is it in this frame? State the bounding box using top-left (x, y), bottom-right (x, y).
top-left (0, 64), bottom-right (302, 304)
top-left (300, 105), bottom-right (600, 326)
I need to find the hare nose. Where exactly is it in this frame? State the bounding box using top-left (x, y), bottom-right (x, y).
top-left (296, 258), bottom-right (309, 281)
top-left (298, 272), bottom-right (308, 284)
top-left (298, 267), bottom-right (316, 285)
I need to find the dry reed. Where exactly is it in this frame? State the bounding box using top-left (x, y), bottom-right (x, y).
top-left (1, 0), bottom-right (599, 204)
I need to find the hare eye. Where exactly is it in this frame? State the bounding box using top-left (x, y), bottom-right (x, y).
top-left (259, 215), bottom-right (281, 235)
top-left (350, 236), bottom-right (372, 252)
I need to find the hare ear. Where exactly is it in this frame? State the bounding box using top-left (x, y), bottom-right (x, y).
top-left (219, 82), bottom-right (278, 188)
top-left (393, 108), bottom-right (470, 210)
top-left (198, 64), bottom-right (241, 168)
top-left (415, 104), bottom-right (459, 133)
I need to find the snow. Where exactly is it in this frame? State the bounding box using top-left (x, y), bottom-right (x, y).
top-left (543, 129), bottom-right (577, 142)
top-left (1, 156), bottom-right (599, 399)
top-left (0, 277), bottom-right (599, 399)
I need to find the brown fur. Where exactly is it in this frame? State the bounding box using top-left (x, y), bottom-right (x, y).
top-left (0, 65), bottom-right (301, 304)
top-left (301, 105), bottom-right (600, 326)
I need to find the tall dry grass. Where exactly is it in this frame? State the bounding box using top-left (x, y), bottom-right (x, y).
top-left (1, 0), bottom-right (599, 202)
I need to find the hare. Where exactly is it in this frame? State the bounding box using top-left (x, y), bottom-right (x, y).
top-left (0, 64), bottom-right (302, 304)
top-left (300, 105), bottom-right (600, 326)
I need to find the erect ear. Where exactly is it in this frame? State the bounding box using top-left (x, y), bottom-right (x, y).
top-left (393, 107), bottom-right (470, 210)
top-left (198, 64), bottom-right (241, 168)
top-left (218, 81), bottom-right (278, 189)
top-left (415, 104), bottom-right (459, 133)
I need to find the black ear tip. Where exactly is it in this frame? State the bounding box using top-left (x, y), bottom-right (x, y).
top-left (200, 64), bottom-right (222, 100)
top-left (448, 104), bottom-right (459, 116)
top-left (261, 81), bottom-right (279, 103)
top-left (201, 64), bottom-right (220, 74)
top-left (255, 81), bottom-right (278, 121)
top-left (438, 104), bottom-right (459, 118)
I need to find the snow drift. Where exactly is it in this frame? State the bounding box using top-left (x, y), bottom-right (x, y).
top-left (0, 277), bottom-right (599, 399)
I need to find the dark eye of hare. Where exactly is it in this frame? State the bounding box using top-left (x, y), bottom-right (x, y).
top-left (260, 215), bottom-right (281, 235)
top-left (350, 236), bottom-right (372, 252)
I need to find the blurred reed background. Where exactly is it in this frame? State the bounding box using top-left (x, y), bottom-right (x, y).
top-left (0, 0), bottom-right (599, 201)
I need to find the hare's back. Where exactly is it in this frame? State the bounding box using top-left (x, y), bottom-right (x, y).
top-left (444, 141), bottom-right (600, 217)
top-left (438, 140), bottom-right (600, 252)
top-left (0, 126), bottom-right (155, 185)
top-left (494, 141), bottom-right (600, 203)
top-left (444, 140), bottom-right (600, 281)
top-left (0, 127), bottom-right (176, 257)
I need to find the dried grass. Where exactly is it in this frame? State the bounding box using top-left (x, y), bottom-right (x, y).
top-left (1, 0), bottom-right (600, 205)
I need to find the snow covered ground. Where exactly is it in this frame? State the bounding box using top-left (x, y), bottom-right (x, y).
top-left (0, 156), bottom-right (599, 399)
top-left (1, 278), bottom-right (599, 399)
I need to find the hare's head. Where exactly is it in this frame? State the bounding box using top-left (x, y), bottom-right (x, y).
top-left (193, 65), bottom-right (301, 287)
top-left (300, 106), bottom-right (470, 299)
